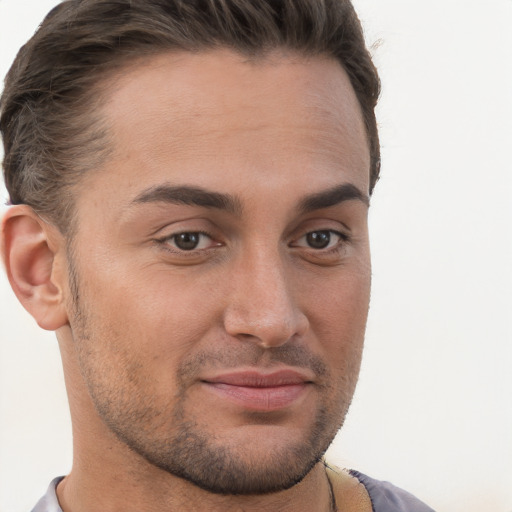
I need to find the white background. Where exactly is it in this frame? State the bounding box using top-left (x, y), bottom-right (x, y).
top-left (0, 1), bottom-right (511, 511)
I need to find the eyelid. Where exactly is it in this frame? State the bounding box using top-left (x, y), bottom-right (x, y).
top-left (155, 230), bottom-right (222, 253)
top-left (291, 229), bottom-right (348, 250)
top-left (150, 216), bottom-right (221, 243)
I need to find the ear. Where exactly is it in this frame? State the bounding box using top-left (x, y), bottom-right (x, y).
top-left (2, 205), bottom-right (69, 331)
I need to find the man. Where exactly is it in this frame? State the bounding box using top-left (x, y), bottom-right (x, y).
top-left (1, 1), bottom-right (434, 511)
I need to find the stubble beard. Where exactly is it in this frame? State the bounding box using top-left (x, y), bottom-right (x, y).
top-left (67, 257), bottom-right (360, 496)
top-left (108, 394), bottom-right (344, 495)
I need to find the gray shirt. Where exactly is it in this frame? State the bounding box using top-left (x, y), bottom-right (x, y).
top-left (32, 472), bottom-right (435, 512)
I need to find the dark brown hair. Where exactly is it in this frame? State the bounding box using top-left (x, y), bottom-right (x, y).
top-left (1, 0), bottom-right (380, 232)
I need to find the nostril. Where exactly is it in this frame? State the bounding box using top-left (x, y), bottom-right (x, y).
top-left (223, 306), bottom-right (309, 349)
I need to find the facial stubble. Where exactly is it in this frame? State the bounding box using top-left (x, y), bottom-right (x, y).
top-left (66, 254), bottom-right (361, 495)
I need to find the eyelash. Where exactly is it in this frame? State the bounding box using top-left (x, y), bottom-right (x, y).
top-left (292, 229), bottom-right (349, 252)
top-left (155, 230), bottom-right (218, 254)
top-left (155, 229), bottom-right (350, 256)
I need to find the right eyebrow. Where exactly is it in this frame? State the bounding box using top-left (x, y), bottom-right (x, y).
top-left (131, 184), bottom-right (243, 216)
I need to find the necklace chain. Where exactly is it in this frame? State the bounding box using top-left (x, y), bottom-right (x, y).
top-left (326, 466), bottom-right (337, 512)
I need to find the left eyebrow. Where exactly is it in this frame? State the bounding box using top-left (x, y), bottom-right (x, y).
top-left (298, 183), bottom-right (369, 213)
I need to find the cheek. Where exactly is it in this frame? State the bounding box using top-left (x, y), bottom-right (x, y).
top-left (308, 265), bottom-right (371, 325)
top-left (304, 266), bottom-right (370, 362)
top-left (82, 268), bottom-right (225, 377)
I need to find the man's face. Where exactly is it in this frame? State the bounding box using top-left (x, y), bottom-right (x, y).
top-left (63, 50), bottom-right (371, 494)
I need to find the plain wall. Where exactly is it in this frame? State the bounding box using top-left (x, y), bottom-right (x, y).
top-left (1, 1), bottom-right (511, 511)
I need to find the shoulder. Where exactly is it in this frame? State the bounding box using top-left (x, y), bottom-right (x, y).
top-left (31, 477), bottom-right (64, 512)
top-left (349, 469), bottom-right (436, 512)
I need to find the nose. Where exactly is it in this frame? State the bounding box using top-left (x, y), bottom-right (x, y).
top-left (223, 249), bottom-right (309, 348)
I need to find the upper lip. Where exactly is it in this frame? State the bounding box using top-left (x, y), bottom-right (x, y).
top-left (202, 369), bottom-right (314, 387)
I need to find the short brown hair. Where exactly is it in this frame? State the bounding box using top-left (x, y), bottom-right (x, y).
top-left (1, 0), bottom-right (380, 232)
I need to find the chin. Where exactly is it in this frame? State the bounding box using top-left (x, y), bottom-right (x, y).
top-left (112, 403), bottom-right (344, 496)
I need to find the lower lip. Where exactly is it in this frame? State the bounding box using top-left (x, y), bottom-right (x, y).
top-left (203, 382), bottom-right (309, 412)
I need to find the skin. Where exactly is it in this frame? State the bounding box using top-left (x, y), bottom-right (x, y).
top-left (2, 49), bottom-right (371, 511)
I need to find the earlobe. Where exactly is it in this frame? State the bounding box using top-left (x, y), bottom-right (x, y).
top-left (2, 205), bottom-right (69, 331)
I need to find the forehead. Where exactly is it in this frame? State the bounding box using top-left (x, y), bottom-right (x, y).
top-left (77, 49), bottom-right (370, 210)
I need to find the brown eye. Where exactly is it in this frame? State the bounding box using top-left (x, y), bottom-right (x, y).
top-left (306, 231), bottom-right (332, 249)
top-left (157, 230), bottom-right (222, 257)
top-left (291, 229), bottom-right (346, 252)
top-left (173, 232), bottom-right (202, 250)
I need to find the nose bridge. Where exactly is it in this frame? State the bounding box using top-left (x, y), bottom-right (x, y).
top-left (223, 243), bottom-right (308, 347)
